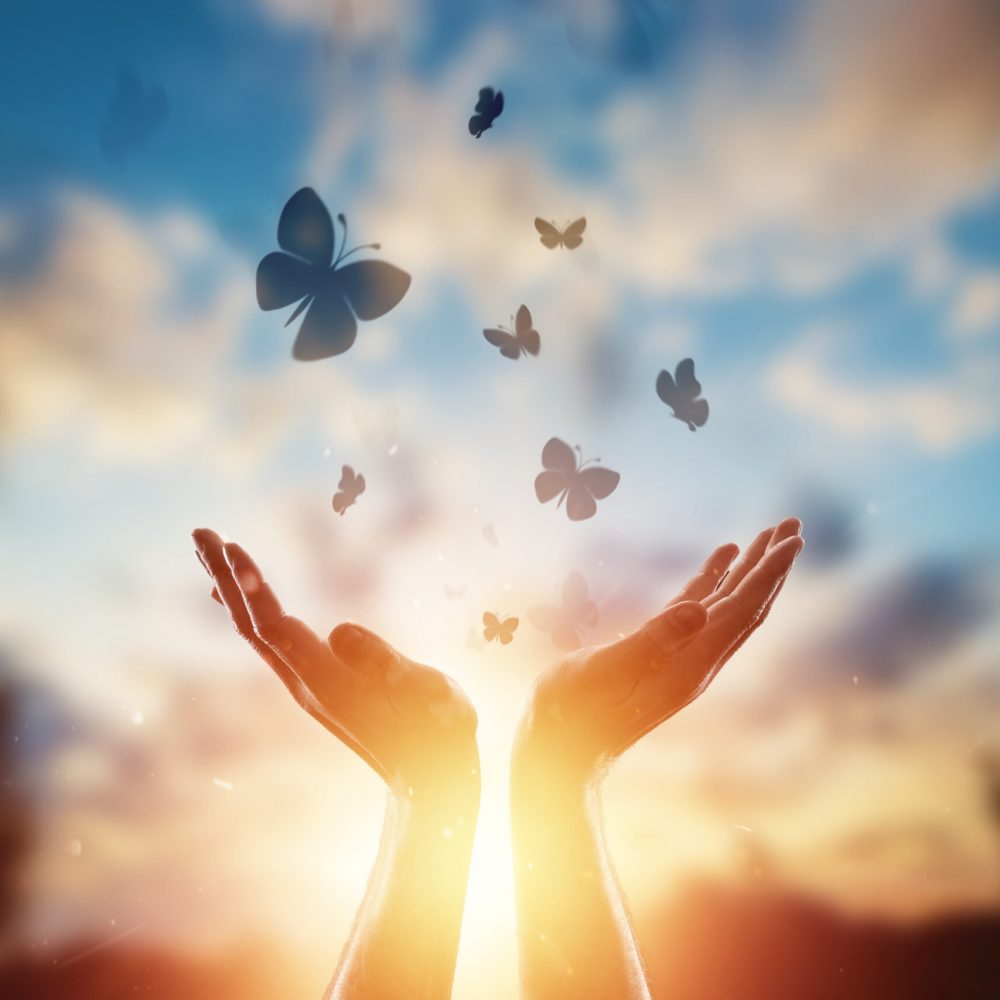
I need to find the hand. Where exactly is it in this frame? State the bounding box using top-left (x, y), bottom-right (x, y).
top-left (514, 518), bottom-right (804, 778)
top-left (192, 528), bottom-right (478, 797)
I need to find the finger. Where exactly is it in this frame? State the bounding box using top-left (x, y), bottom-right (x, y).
top-left (666, 543), bottom-right (740, 606)
top-left (193, 529), bottom-right (255, 639)
top-left (703, 525), bottom-right (775, 607)
top-left (699, 536), bottom-right (803, 660)
top-left (223, 542), bottom-right (329, 671)
top-left (765, 516), bottom-right (802, 551)
top-left (211, 586), bottom-right (222, 605)
top-left (328, 623), bottom-right (401, 676)
top-left (616, 600), bottom-right (709, 668)
top-left (194, 530), bottom-right (305, 697)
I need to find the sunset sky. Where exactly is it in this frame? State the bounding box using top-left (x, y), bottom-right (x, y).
top-left (1, 1), bottom-right (999, 996)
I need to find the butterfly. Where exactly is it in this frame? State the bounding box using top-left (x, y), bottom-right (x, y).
top-left (534, 217), bottom-right (586, 249)
top-left (529, 571), bottom-right (598, 651)
top-left (332, 465), bottom-right (365, 515)
top-left (482, 522), bottom-right (499, 547)
top-left (534, 437), bottom-right (620, 522)
top-left (469, 86), bottom-right (504, 137)
top-left (483, 304), bottom-right (540, 360)
top-left (256, 187), bottom-right (411, 361)
top-left (444, 584), bottom-right (467, 601)
top-left (99, 68), bottom-right (168, 165)
top-left (656, 358), bottom-right (709, 431)
top-left (482, 612), bottom-right (519, 645)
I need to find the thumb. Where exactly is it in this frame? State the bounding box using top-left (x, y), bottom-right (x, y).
top-left (642, 601), bottom-right (708, 656)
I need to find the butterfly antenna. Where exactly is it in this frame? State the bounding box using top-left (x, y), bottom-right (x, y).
top-left (338, 241), bottom-right (381, 264)
top-left (333, 213), bottom-right (347, 264)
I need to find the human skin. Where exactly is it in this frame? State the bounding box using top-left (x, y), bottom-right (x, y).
top-left (509, 517), bottom-right (805, 1000)
top-left (192, 527), bottom-right (480, 1000)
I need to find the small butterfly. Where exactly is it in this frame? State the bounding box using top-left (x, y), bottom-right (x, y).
top-left (482, 522), bottom-right (499, 547)
top-left (529, 571), bottom-right (599, 651)
top-left (257, 187), bottom-right (411, 361)
top-left (444, 584), bottom-right (467, 601)
top-left (534, 438), bottom-right (620, 522)
top-left (483, 304), bottom-right (540, 360)
top-left (656, 358), bottom-right (709, 431)
top-left (482, 611), bottom-right (519, 645)
top-left (332, 465), bottom-right (365, 515)
top-left (468, 86), bottom-right (504, 137)
top-left (534, 217), bottom-right (586, 250)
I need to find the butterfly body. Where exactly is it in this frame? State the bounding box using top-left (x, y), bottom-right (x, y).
top-left (469, 87), bottom-right (504, 137)
top-left (483, 304), bottom-right (540, 360)
top-left (332, 465), bottom-right (365, 515)
top-left (656, 358), bottom-right (709, 431)
top-left (529, 571), bottom-right (598, 650)
top-left (483, 611), bottom-right (519, 645)
top-left (534, 437), bottom-right (620, 521)
top-left (257, 187), bottom-right (410, 361)
top-left (534, 217), bottom-right (586, 249)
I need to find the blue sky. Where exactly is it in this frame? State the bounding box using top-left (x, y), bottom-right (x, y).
top-left (1, 0), bottom-right (999, 992)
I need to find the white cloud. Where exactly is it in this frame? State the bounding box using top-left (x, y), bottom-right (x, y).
top-left (768, 331), bottom-right (999, 453)
top-left (951, 272), bottom-right (1000, 336)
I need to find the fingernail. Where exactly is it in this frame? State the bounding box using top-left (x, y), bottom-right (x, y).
top-left (332, 624), bottom-right (366, 660)
top-left (191, 531), bottom-right (205, 553)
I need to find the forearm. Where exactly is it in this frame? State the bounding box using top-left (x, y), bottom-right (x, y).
top-left (510, 740), bottom-right (650, 1000)
top-left (326, 754), bottom-right (481, 1000)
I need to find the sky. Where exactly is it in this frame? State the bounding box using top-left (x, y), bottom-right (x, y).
top-left (1, 0), bottom-right (999, 996)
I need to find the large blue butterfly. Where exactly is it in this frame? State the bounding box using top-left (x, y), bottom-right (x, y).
top-left (256, 188), bottom-right (411, 361)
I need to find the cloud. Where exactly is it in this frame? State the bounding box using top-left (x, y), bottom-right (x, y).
top-left (767, 331), bottom-right (999, 453)
top-left (796, 557), bottom-right (997, 689)
top-left (0, 189), bottom-right (255, 462)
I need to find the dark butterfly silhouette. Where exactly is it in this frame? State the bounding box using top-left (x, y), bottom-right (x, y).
top-left (98, 69), bottom-right (167, 165)
top-left (656, 358), bottom-right (709, 431)
top-left (332, 465), bottom-right (365, 515)
top-left (483, 304), bottom-right (540, 360)
top-left (482, 522), bottom-right (499, 547)
top-left (256, 188), bottom-right (410, 361)
top-left (469, 87), bottom-right (504, 137)
top-left (483, 612), bottom-right (518, 645)
top-left (529, 571), bottom-right (598, 650)
top-left (534, 217), bottom-right (586, 249)
top-left (535, 437), bottom-right (620, 521)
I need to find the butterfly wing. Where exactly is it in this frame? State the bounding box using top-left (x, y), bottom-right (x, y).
top-left (577, 466), bottom-right (620, 500)
top-left (336, 260), bottom-right (411, 320)
top-left (491, 90), bottom-right (504, 119)
top-left (277, 188), bottom-right (334, 267)
top-left (474, 87), bottom-right (496, 114)
top-left (514, 304), bottom-right (540, 355)
top-left (499, 616), bottom-right (518, 644)
top-left (681, 398), bottom-right (709, 430)
top-left (564, 486), bottom-right (598, 522)
top-left (353, 473), bottom-right (366, 498)
top-left (674, 358), bottom-right (701, 400)
top-left (656, 368), bottom-right (679, 411)
top-left (566, 467), bottom-right (619, 520)
top-left (534, 218), bottom-right (562, 249)
top-left (291, 288), bottom-right (358, 360)
top-left (483, 611), bottom-right (501, 642)
top-left (337, 465), bottom-right (355, 492)
top-left (256, 252), bottom-right (318, 310)
top-left (483, 328), bottom-right (519, 359)
top-left (562, 217), bottom-right (587, 249)
top-left (483, 522), bottom-right (498, 546)
top-left (562, 571), bottom-right (598, 627)
top-left (541, 437), bottom-right (577, 472)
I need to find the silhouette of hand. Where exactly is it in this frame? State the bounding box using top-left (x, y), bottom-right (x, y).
top-left (515, 518), bottom-right (804, 777)
top-left (192, 528), bottom-right (478, 795)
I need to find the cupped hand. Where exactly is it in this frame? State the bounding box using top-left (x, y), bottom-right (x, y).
top-left (515, 518), bottom-right (804, 777)
top-left (192, 528), bottom-right (478, 796)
